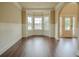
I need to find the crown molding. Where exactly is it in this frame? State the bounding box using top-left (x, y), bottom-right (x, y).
top-left (13, 2), bottom-right (22, 10)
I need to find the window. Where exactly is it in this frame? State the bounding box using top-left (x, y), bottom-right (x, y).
top-left (27, 16), bottom-right (33, 30)
top-left (44, 16), bottom-right (49, 30)
top-left (27, 15), bottom-right (50, 31)
top-left (34, 17), bottom-right (42, 30)
top-left (65, 17), bottom-right (71, 31)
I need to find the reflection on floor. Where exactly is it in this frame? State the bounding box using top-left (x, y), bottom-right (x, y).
top-left (54, 38), bottom-right (78, 57)
top-left (1, 36), bottom-right (78, 57)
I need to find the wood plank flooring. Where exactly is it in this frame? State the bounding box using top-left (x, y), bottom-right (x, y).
top-left (0, 36), bottom-right (78, 57)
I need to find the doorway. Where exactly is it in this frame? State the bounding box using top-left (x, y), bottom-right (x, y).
top-left (59, 16), bottom-right (77, 38)
top-left (59, 3), bottom-right (78, 38)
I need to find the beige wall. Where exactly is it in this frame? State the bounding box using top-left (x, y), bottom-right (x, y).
top-left (60, 3), bottom-right (78, 16)
top-left (50, 10), bottom-right (55, 24)
top-left (0, 2), bottom-right (22, 55)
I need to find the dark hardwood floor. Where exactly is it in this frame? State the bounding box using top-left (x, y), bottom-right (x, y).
top-left (0, 36), bottom-right (78, 57)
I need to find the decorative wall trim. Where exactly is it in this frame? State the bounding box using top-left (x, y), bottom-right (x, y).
top-left (0, 38), bottom-right (22, 57)
top-left (13, 2), bottom-right (22, 10)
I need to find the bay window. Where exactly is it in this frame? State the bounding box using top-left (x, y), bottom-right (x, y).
top-left (27, 15), bottom-right (49, 31)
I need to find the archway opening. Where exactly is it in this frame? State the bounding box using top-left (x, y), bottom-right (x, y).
top-left (59, 3), bottom-right (78, 38)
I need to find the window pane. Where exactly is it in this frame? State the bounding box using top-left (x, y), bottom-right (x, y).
top-left (65, 17), bottom-right (71, 31)
top-left (35, 17), bottom-right (42, 24)
top-left (34, 17), bottom-right (42, 30)
top-left (27, 16), bottom-right (32, 30)
top-left (28, 16), bottom-right (32, 23)
top-left (44, 16), bottom-right (49, 30)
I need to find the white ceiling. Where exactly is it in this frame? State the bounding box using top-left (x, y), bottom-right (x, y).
top-left (18, 2), bottom-right (59, 9)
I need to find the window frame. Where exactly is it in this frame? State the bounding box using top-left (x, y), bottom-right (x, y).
top-left (34, 16), bottom-right (42, 30)
top-left (27, 16), bottom-right (33, 30)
